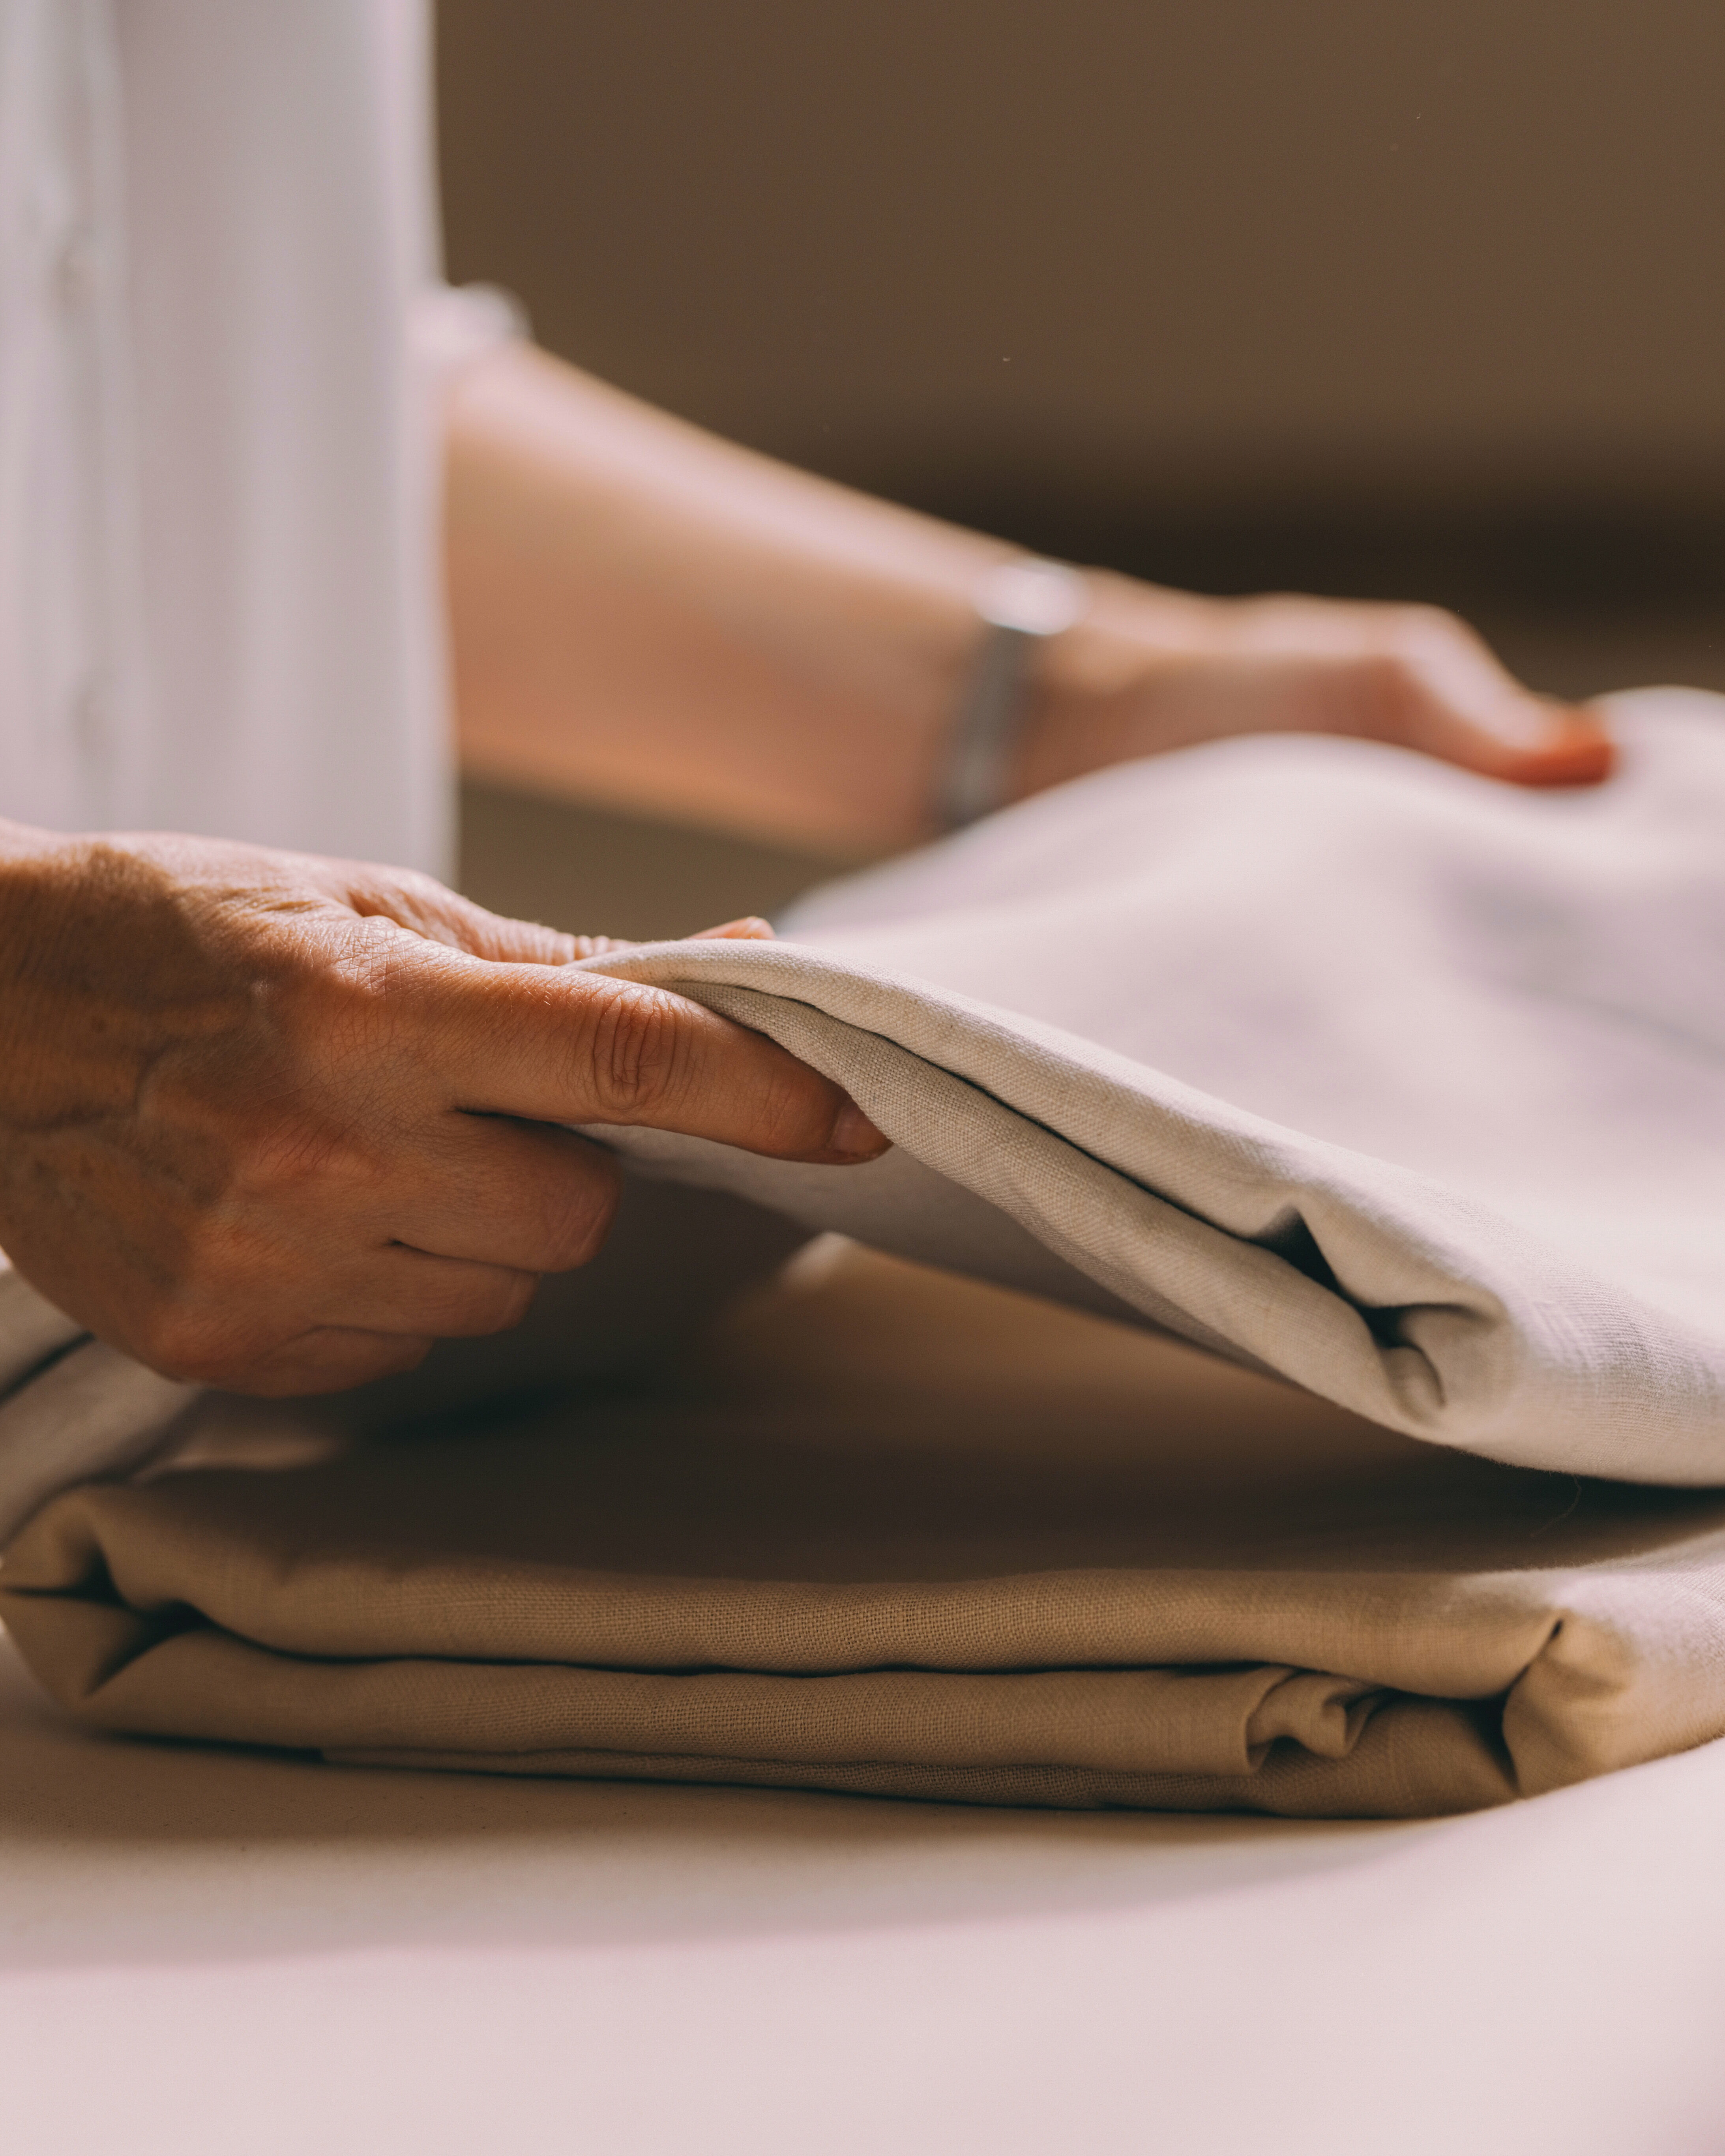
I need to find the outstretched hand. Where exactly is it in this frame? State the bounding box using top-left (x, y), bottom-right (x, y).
top-left (0, 829), bottom-right (884, 1395)
top-left (1020, 582), bottom-right (1613, 802)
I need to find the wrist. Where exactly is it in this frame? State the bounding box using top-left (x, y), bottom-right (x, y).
top-left (1009, 575), bottom-right (1223, 801)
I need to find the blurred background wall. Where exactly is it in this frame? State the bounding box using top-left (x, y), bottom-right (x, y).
top-left (438, 0), bottom-right (1725, 933)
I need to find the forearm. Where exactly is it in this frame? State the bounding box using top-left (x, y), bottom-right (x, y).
top-left (446, 344), bottom-right (1054, 854)
top-left (444, 345), bottom-right (1609, 856)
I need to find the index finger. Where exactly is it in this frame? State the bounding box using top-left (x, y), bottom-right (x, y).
top-left (394, 945), bottom-right (888, 1162)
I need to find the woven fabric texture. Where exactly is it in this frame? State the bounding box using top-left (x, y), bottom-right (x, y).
top-left (4, 686), bottom-right (1725, 1813)
top-left (6, 1252), bottom-right (1725, 1816)
top-left (588, 689), bottom-right (1725, 1484)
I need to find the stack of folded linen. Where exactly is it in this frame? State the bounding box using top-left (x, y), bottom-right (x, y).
top-left (5, 687), bottom-right (1724, 1816)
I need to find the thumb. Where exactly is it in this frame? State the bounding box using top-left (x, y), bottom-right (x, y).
top-left (395, 943), bottom-right (891, 1164)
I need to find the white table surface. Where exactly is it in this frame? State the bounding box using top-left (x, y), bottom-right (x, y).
top-left (4, 1633), bottom-right (1723, 2155)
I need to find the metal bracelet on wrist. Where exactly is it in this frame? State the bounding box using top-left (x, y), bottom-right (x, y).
top-left (935, 558), bottom-right (1090, 830)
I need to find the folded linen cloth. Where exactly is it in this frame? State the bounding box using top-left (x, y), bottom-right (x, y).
top-left (1, 686), bottom-right (1720, 1539)
top-left (6, 1250), bottom-right (1725, 1817)
top-left (0, 1259), bottom-right (197, 1546)
top-left (576, 687), bottom-right (1725, 1484)
top-left (6, 684), bottom-right (1725, 1814)
top-left (0, 1179), bottom-right (804, 1549)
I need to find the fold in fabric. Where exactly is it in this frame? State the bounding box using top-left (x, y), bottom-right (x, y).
top-left (2, 687), bottom-right (1721, 1537)
top-left (0, 1175), bottom-right (802, 1547)
top-left (579, 690), bottom-right (1725, 1484)
top-left (0, 1258), bottom-right (194, 1546)
top-left (5, 688), bottom-right (1725, 1816)
top-left (6, 1252), bottom-right (1725, 1817)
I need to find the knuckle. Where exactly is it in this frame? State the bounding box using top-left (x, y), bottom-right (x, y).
top-left (748, 1063), bottom-right (830, 1157)
top-left (133, 1299), bottom-right (257, 1387)
top-left (241, 1333), bottom-right (435, 1400)
top-left (582, 985), bottom-right (687, 1115)
top-left (371, 1335), bottom-right (435, 1379)
top-left (540, 1153), bottom-right (620, 1269)
top-left (328, 910), bottom-right (425, 983)
top-left (350, 870), bottom-right (472, 953)
top-left (497, 1272), bottom-right (539, 1329)
top-left (339, 1336), bottom-right (435, 1389)
top-left (272, 916), bottom-right (427, 1052)
top-left (242, 1115), bottom-right (381, 1206)
top-left (457, 1270), bottom-right (539, 1338)
top-left (404, 1262), bottom-right (541, 1342)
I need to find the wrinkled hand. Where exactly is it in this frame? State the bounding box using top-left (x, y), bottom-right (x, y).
top-left (1021, 580), bottom-right (1613, 798)
top-left (0, 828), bottom-right (884, 1395)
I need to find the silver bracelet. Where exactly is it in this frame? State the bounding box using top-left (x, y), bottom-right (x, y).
top-left (936, 558), bottom-right (1090, 829)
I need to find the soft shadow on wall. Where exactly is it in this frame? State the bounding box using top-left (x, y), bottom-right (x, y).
top-left (439, 0), bottom-right (1725, 933)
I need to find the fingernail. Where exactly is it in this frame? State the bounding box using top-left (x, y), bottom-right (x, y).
top-left (830, 1100), bottom-right (888, 1159)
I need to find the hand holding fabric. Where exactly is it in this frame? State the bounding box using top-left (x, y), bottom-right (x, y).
top-left (0, 827), bottom-right (885, 1396)
top-left (1015, 582), bottom-right (1613, 802)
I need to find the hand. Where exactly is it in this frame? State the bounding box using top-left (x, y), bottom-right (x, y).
top-left (1018, 578), bottom-right (1613, 800)
top-left (0, 829), bottom-right (885, 1395)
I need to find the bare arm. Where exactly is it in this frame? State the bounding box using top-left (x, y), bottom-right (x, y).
top-left (446, 343), bottom-right (1611, 857)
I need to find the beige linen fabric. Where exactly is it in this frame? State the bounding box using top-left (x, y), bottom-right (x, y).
top-left (6, 1251), bottom-right (1725, 1817)
top-left (3, 685), bottom-right (1722, 1540)
top-left (5, 687), bottom-right (1725, 1815)
top-left (0, 1258), bottom-right (193, 1542)
top-left (583, 689), bottom-right (1725, 1484)
top-left (0, 1180), bottom-right (803, 1549)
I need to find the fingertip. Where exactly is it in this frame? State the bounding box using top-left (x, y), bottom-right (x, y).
top-left (1493, 704), bottom-right (1616, 789)
top-left (822, 1099), bottom-right (891, 1162)
top-left (693, 917), bottom-right (775, 941)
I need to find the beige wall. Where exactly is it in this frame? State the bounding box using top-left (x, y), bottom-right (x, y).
top-left (438, 0), bottom-right (1725, 522)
